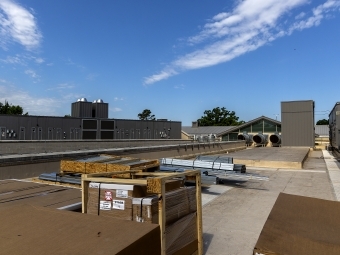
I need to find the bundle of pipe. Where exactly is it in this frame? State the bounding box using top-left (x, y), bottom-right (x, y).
top-left (195, 155), bottom-right (233, 164)
top-left (269, 133), bottom-right (281, 144)
top-left (237, 133), bottom-right (253, 144)
top-left (253, 133), bottom-right (268, 144)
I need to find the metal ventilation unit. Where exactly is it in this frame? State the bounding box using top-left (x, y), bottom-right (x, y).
top-left (71, 98), bottom-right (92, 118)
top-left (92, 99), bottom-right (108, 118)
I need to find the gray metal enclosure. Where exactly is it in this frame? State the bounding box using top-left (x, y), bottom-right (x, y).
top-left (0, 115), bottom-right (181, 141)
top-left (281, 100), bottom-right (315, 147)
top-left (329, 102), bottom-right (340, 150)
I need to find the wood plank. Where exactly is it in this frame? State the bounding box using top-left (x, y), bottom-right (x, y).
top-left (85, 162), bottom-right (107, 173)
top-left (60, 161), bottom-right (85, 173)
top-left (82, 177), bottom-right (147, 185)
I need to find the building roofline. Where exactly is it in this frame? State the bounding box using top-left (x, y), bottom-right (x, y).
top-left (217, 115), bottom-right (281, 136)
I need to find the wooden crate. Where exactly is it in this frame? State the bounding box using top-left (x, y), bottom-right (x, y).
top-left (81, 170), bottom-right (203, 255)
top-left (60, 155), bottom-right (160, 175)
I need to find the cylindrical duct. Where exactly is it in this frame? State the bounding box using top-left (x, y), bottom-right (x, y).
top-left (253, 133), bottom-right (268, 144)
top-left (237, 133), bottom-right (253, 144)
top-left (270, 134), bottom-right (281, 144)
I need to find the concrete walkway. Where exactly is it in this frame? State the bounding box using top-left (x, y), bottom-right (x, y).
top-left (229, 147), bottom-right (310, 169)
top-left (202, 149), bottom-right (338, 255)
top-left (323, 150), bottom-right (340, 201)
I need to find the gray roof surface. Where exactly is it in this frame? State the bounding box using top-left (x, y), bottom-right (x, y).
top-left (182, 126), bottom-right (234, 135)
top-left (315, 125), bottom-right (329, 137)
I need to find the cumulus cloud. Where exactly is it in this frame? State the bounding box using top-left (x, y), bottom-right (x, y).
top-left (0, 80), bottom-right (63, 115)
top-left (144, 0), bottom-right (340, 85)
top-left (0, 0), bottom-right (42, 50)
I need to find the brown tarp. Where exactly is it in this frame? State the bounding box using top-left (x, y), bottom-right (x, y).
top-left (0, 204), bottom-right (161, 255)
top-left (253, 193), bottom-right (340, 255)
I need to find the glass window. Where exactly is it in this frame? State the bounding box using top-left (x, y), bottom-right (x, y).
top-left (252, 121), bottom-right (263, 133)
top-left (263, 120), bottom-right (277, 132)
top-left (240, 125), bottom-right (251, 132)
top-left (222, 135), bottom-right (228, 141)
top-left (277, 126), bottom-right (281, 132)
top-left (228, 133), bottom-right (239, 141)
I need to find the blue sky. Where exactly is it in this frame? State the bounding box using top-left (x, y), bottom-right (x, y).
top-left (0, 0), bottom-right (339, 125)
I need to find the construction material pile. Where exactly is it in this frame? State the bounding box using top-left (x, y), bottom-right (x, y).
top-left (82, 170), bottom-right (202, 255)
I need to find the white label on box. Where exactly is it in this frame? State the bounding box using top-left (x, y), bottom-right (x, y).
top-left (136, 216), bottom-right (144, 222)
top-left (100, 201), bottom-right (111, 210)
top-left (116, 190), bottom-right (128, 198)
top-left (112, 200), bottom-right (125, 210)
top-left (147, 207), bottom-right (151, 218)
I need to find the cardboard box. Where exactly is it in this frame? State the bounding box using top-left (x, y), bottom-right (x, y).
top-left (133, 196), bottom-right (159, 223)
top-left (87, 182), bottom-right (147, 220)
top-left (166, 186), bottom-right (197, 225)
top-left (166, 212), bottom-right (198, 255)
top-left (253, 193), bottom-right (340, 255)
top-left (132, 186), bottom-right (197, 225)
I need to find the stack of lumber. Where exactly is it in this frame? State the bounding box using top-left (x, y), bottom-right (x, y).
top-left (82, 170), bottom-right (203, 255)
top-left (60, 154), bottom-right (159, 176)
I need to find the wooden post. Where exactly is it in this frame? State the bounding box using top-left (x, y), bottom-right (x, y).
top-left (196, 172), bottom-right (203, 255)
top-left (81, 174), bottom-right (89, 214)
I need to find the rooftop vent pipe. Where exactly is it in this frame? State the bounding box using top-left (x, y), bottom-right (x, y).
top-left (269, 133), bottom-right (281, 144)
top-left (253, 133), bottom-right (268, 145)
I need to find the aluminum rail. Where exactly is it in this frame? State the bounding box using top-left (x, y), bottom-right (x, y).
top-left (159, 165), bottom-right (268, 182)
top-left (160, 158), bottom-right (234, 171)
top-left (39, 172), bottom-right (81, 185)
top-left (195, 155), bottom-right (233, 164)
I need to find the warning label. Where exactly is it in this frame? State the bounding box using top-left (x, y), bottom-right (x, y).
top-left (112, 200), bottom-right (125, 210)
top-left (105, 191), bottom-right (113, 201)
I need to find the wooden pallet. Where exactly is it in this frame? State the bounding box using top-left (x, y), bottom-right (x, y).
top-left (81, 170), bottom-right (203, 255)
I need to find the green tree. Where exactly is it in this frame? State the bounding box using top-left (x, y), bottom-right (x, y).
top-left (0, 100), bottom-right (28, 115)
top-left (197, 107), bottom-right (243, 126)
top-left (316, 119), bottom-right (329, 125)
top-left (138, 109), bottom-right (156, 120)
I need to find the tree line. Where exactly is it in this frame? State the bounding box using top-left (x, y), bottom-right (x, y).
top-left (0, 101), bottom-right (28, 115)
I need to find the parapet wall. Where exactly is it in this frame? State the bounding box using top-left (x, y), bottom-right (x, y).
top-left (0, 140), bottom-right (246, 179)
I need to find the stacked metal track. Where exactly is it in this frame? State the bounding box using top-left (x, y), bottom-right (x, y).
top-left (38, 172), bottom-right (81, 185)
top-left (160, 156), bottom-right (268, 182)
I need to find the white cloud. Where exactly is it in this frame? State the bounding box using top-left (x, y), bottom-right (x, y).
top-left (0, 0), bottom-right (42, 50)
top-left (110, 107), bottom-right (122, 112)
top-left (295, 12), bottom-right (306, 19)
top-left (34, 57), bottom-right (44, 64)
top-left (114, 97), bottom-right (124, 101)
top-left (144, 69), bottom-right (177, 85)
top-left (174, 84), bottom-right (185, 90)
top-left (24, 69), bottom-right (39, 79)
top-left (47, 83), bottom-right (75, 91)
top-left (0, 80), bottom-right (62, 115)
top-left (1, 54), bottom-right (24, 64)
top-left (144, 0), bottom-right (340, 84)
top-left (86, 73), bottom-right (99, 81)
